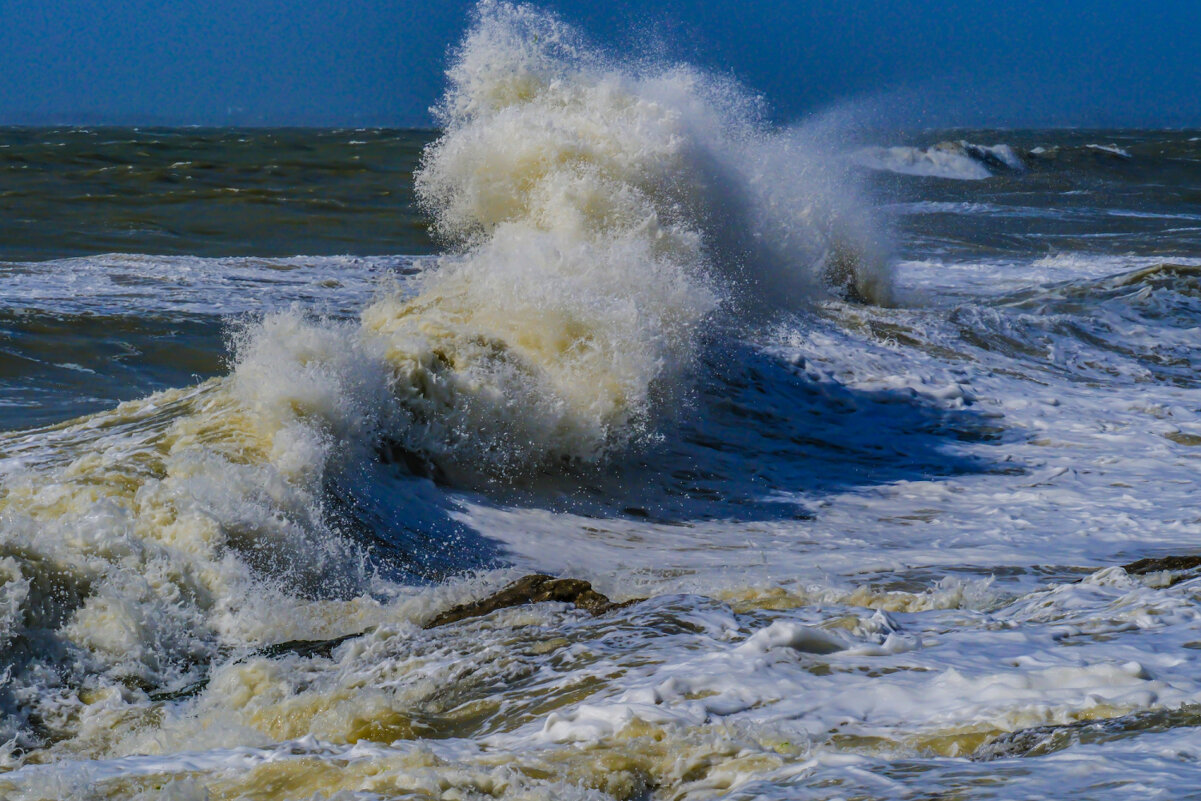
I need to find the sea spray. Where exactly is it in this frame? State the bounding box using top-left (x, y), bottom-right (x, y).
top-left (0, 0), bottom-right (890, 762)
top-left (366, 0), bottom-right (889, 473)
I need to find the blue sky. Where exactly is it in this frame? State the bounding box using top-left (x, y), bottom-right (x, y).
top-left (1, 0), bottom-right (1198, 128)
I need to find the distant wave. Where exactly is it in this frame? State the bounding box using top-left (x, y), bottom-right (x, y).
top-left (1083, 143), bottom-right (1133, 159)
top-left (852, 140), bottom-right (1145, 180)
top-left (851, 142), bottom-right (1024, 180)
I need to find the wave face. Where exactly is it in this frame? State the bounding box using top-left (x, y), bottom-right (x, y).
top-left (0, 0), bottom-right (886, 766)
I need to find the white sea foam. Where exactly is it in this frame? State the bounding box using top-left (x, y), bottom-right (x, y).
top-left (0, 253), bottom-right (416, 317)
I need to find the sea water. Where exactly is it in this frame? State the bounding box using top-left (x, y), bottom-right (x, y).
top-left (1, 3), bottom-right (1200, 799)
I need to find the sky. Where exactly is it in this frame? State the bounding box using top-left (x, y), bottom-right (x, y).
top-left (1, 0), bottom-right (1198, 128)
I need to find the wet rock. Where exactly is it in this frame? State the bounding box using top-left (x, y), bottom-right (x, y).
top-left (1072, 555), bottom-right (1201, 588)
top-left (148, 679), bottom-right (213, 703)
top-left (424, 574), bottom-right (642, 629)
top-left (971, 705), bottom-right (1201, 761)
top-left (1120, 554), bottom-right (1201, 586)
top-left (1122, 554), bottom-right (1201, 576)
top-left (148, 633), bottom-right (365, 703)
top-left (257, 632), bottom-right (362, 661)
top-left (148, 577), bottom-right (639, 705)
top-left (377, 438), bottom-right (449, 484)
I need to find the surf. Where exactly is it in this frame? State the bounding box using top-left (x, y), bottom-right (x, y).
top-left (0, 0), bottom-right (888, 762)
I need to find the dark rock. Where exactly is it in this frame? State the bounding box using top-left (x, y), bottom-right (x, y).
top-left (424, 574), bottom-right (642, 629)
top-left (257, 632), bottom-right (362, 661)
top-left (822, 240), bottom-right (873, 304)
top-left (148, 576), bottom-right (640, 705)
top-left (1122, 554), bottom-right (1201, 577)
top-left (148, 632), bottom-right (365, 704)
top-left (149, 679), bottom-right (212, 703)
top-left (377, 438), bottom-right (449, 484)
top-left (1074, 555), bottom-right (1201, 588)
top-left (971, 705), bottom-right (1201, 761)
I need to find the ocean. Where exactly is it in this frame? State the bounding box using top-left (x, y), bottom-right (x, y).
top-left (2, 5), bottom-right (1201, 799)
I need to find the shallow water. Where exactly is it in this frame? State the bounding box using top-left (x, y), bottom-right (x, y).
top-left (2, 5), bottom-right (1201, 800)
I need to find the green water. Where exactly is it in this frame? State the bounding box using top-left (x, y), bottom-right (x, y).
top-left (0, 127), bottom-right (437, 261)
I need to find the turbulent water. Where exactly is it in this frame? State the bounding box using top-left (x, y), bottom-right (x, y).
top-left (3, 4), bottom-right (1201, 799)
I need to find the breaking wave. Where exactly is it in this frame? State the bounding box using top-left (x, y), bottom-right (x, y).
top-left (0, 0), bottom-right (889, 757)
top-left (851, 141), bottom-right (1025, 180)
top-left (852, 138), bottom-right (1155, 181)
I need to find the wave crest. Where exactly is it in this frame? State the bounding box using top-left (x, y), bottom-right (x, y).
top-left (363, 0), bottom-right (889, 473)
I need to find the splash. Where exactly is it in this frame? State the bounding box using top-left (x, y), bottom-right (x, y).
top-left (0, 0), bottom-right (889, 762)
top-left (364, 0), bottom-right (889, 473)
